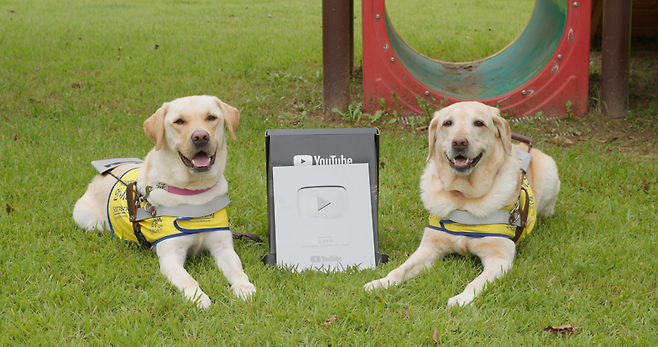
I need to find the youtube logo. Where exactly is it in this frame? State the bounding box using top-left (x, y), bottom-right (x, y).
top-left (293, 155), bottom-right (313, 166)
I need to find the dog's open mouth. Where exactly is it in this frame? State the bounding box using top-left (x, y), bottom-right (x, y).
top-left (179, 151), bottom-right (216, 172)
top-left (447, 153), bottom-right (483, 172)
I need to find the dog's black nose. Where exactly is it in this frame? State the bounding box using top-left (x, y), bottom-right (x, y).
top-left (452, 136), bottom-right (468, 150)
top-left (191, 130), bottom-right (209, 146)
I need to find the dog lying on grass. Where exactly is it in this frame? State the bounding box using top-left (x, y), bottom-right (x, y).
top-left (365, 101), bottom-right (560, 306)
top-left (73, 95), bottom-right (256, 309)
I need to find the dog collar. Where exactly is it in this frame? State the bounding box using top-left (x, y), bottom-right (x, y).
top-left (152, 182), bottom-right (215, 196)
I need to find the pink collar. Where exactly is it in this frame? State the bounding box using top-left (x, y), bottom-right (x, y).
top-left (436, 172), bottom-right (444, 184)
top-left (157, 183), bottom-right (214, 196)
top-left (168, 186), bottom-right (213, 195)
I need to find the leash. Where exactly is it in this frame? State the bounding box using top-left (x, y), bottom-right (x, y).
top-left (508, 114), bottom-right (576, 139)
top-left (232, 232), bottom-right (263, 243)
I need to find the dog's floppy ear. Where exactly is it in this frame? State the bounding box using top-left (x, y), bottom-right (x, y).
top-left (490, 106), bottom-right (512, 156)
top-left (215, 97), bottom-right (239, 141)
top-left (143, 103), bottom-right (169, 151)
top-left (426, 110), bottom-right (442, 161)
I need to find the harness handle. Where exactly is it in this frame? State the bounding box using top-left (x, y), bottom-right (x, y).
top-left (511, 132), bottom-right (534, 153)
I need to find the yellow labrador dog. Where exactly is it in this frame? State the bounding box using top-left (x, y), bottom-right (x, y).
top-left (73, 95), bottom-right (256, 309)
top-left (365, 101), bottom-right (560, 306)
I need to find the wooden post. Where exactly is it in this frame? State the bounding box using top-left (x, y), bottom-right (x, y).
top-left (322, 0), bottom-right (353, 118)
top-left (601, 0), bottom-right (632, 119)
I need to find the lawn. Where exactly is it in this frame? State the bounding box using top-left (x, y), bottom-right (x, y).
top-left (1, 0), bottom-right (657, 345)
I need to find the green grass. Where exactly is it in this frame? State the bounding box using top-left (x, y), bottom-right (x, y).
top-left (1, 0), bottom-right (658, 345)
top-left (385, 0), bottom-right (535, 62)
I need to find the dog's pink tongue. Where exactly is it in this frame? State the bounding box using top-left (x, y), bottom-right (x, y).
top-left (454, 157), bottom-right (468, 166)
top-left (192, 153), bottom-right (210, 167)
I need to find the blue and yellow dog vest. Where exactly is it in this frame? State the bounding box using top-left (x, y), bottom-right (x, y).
top-left (106, 168), bottom-right (230, 247)
top-left (428, 173), bottom-right (537, 243)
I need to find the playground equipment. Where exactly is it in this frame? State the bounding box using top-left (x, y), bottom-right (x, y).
top-left (361, 0), bottom-right (591, 117)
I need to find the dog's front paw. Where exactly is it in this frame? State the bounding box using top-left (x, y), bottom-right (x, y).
top-left (231, 281), bottom-right (256, 300)
top-left (447, 292), bottom-right (475, 307)
top-left (184, 288), bottom-right (212, 309)
top-left (364, 278), bottom-right (393, 292)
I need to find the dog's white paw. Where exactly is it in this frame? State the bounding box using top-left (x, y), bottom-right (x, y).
top-left (364, 278), bottom-right (392, 292)
top-left (231, 281), bottom-right (256, 300)
top-left (196, 294), bottom-right (212, 309)
top-left (447, 292), bottom-right (475, 307)
top-left (184, 288), bottom-right (212, 309)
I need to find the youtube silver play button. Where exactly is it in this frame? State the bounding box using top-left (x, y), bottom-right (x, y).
top-left (297, 186), bottom-right (348, 219)
top-left (270, 161), bottom-right (378, 271)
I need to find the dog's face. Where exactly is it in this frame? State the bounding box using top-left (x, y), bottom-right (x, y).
top-left (428, 101), bottom-right (511, 177)
top-left (143, 95), bottom-right (239, 174)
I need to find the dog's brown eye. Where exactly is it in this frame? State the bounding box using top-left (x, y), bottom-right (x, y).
top-left (174, 119), bottom-right (185, 125)
top-left (442, 120), bottom-right (453, 127)
top-left (474, 120), bottom-right (485, 127)
top-left (207, 115), bottom-right (217, 121)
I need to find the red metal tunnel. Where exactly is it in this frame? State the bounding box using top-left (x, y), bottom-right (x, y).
top-left (362, 0), bottom-right (591, 117)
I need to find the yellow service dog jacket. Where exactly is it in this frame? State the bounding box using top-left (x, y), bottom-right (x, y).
top-left (428, 173), bottom-right (537, 243)
top-left (107, 168), bottom-right (229, 247)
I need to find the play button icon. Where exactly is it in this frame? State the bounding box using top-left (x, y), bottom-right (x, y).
top-left (297, 186), bottom-right (348, 219)
top-left (317, 196), bottom-right (331, 211)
